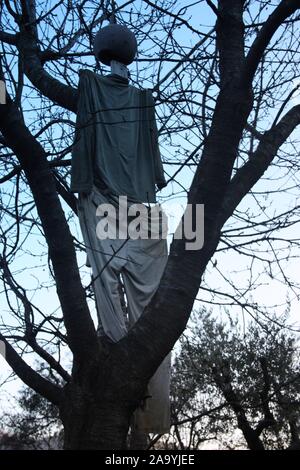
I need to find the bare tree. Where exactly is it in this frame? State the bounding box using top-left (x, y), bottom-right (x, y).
top-left (1, 0), bottom-right (300, 449)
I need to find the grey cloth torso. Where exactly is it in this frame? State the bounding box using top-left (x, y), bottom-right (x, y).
top-left (71, 70), bottom-right (166, 202)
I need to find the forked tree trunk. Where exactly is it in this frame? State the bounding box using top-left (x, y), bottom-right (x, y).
top-left (59, 350), bottom-right (150, 450)
top-left (60, 382), bottom-right (135, 449)
top-left (61, 401), bottom-right (130, 449)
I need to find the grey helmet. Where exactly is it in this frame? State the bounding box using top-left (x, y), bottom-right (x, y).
top-left (93, 24), bottom-right (137, 66)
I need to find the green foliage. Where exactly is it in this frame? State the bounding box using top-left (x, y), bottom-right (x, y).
top-left (0, 364), bottom-right (63, 449)
top-left (170, 310), bottom-right (300, 449)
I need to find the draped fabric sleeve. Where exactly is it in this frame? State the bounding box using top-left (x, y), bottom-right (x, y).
top-left (70, 69), bottom-right (95, 193)
top-left (147, 90), bottom-right (167, 190)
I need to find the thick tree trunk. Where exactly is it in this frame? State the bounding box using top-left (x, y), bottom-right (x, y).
top-left (129, 431), bottom-right (149, 450)
top-left (60, 380), bottom-right (134, 449)
top-left (59, 344), bottom-right (150, 450)
top-left (61, 398), bottom-right (131, 450)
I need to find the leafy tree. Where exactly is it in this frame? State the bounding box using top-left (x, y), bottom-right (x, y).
top-left (0, 364), bottom-right (63, 449)
top-left (170, 310), bottom-right (300, 450)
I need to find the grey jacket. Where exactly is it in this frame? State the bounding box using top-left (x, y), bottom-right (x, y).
top-left (70, 69), bottom-right (166, 202)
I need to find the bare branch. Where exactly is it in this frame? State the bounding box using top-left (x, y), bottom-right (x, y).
top-left (0, 94), bottom-right (98, 363)
top-left (0, 31), bottom-right (18, 45)
top-left (0, 333), bottom-right (63, 406)
top-left (217, 0), bottom-right (245, 86)
top-left (18, 0), bottom-right (77, 111)
top-left (255, 357), bottom-right (276, 436)
top-left (219, 104), bottom-right (300, 226)
top-left (212, 360), bottom-right (265, 450)
top-left (242, 0), bottom-right (300, 87)
top-left (143, 0), bottom-right (205, 36)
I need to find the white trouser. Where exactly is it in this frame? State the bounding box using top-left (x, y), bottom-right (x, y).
top-left (77, 188), bottom-right (170, 434)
